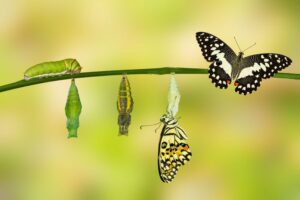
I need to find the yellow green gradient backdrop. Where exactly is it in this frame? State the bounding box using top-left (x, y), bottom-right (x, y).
top-left (0, 0), bottom-right (300, 199)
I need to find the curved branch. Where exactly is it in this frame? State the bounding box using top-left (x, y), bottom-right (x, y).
top-left (0, 67), bottom-right (299, 93)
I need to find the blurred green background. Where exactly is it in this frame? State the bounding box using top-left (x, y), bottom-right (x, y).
top-left (0, 0), bottom-right (300, 199)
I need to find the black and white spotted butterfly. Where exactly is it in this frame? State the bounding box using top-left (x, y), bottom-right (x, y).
top-left (158, 114), bottom-right (192, 183)
top-left (196, 32), bottom-right (292, 95)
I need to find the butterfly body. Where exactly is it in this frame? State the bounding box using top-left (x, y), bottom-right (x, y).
top-left (196, 32), bottom-right (292, 95)
top-left (231, 52), bottom-right (244, 79)
top-left (158, 114), bottom-right (191, 183)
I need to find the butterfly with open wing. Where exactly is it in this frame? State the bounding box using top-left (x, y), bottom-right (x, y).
top-left (196, 32), bottom-right (292, 95)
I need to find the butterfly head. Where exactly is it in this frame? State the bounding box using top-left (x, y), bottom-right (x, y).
top-left (160, 114), bottom-right (169, 123)
top-left (237, 52), bottom-right (244, 60)
top-left (160, 114), bottom-right (175, 124)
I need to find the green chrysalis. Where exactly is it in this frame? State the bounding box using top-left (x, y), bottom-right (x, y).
top-left (65, 79), bottom-right (82, 138)
top-left (117, 75), bottom-right (134, 135)
top-left (24, 58), bottom-right (82, 80)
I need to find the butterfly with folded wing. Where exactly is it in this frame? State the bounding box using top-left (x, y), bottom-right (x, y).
top-left (157, 74), bottom-right (192, 183)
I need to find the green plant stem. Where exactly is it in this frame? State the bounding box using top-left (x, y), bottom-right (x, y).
top-left (0, 67), bottom-right (299, 93)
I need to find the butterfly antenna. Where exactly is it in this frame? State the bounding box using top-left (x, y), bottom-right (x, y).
top-left (154, 123), bottom-right (162, 133)
top-left (140, 122), bottom-right (161, 130)
top-left (234, 36), bottom-right (242, 52)
top-left (242, 42), bottom-right (256, 53)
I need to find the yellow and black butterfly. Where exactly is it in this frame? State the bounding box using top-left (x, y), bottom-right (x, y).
top-left (157, 74), bottom-right (191, 183)
top-left (158, 114), bottom-right (192, 183)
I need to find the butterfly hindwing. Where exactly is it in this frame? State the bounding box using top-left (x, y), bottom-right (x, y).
top-left (235, 53), bottom-right (292, 95)
top-left (196, 32), bottom-right (237, 89)
top-left (234, 71), bottom-right (262, 95)
top-left (209, 61), bottom-right (232, 89)
top-left (158, 116), bottom-right (192, 183)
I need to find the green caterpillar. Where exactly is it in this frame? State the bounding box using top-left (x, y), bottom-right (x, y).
top-left (24, 58), bottom-right (82, 80)
top-left (65, 79), bottom-right (82, 138)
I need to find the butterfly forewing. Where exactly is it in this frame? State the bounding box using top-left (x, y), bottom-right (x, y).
top-left (196, 32), bottom-right (237, 89)
top-left (158, 116), bottom-right (192, 183)
top-left (235, 53), bottom-right (292, 95)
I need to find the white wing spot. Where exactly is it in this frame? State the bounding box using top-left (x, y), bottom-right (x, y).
top-left (247, 84), bottom-right (250, 88)
top-left (205, 38), bottom-right (209, 41)
top-left (254, 80), bottom-right (258, 83)
top-left (216, 75), bottom-right (220, 80)
top-left (252, 85), bottom-right (255, 88)
top-left (220, 43), bottom-right (224, 46)
top-left (215, 44), bottom-right (219, 47)
top-left (242, 87), bottom-right (246, 91)
top-left (275, 55), bottom-right (278, 58)
top-left (261, 55), bottom-right (265, 59)
top-left (218, 80), bottom-right (222, 84)
top-left (212, 74), bottom-right (216, 77)
top-left (211, 50), bottom-right (220, 55)
top-left (264, 59), bottom-right (269, 62)
top-left (277, 59), bottom-right (281, 63)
